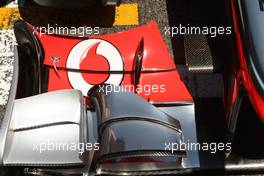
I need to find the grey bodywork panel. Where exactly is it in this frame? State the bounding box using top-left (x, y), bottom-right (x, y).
top-left (88, 103), bottom-right (200, 173)
top-left (88, 85), bottom-right (200, 173)
top-left (159, 104), bottom-right (200, 168)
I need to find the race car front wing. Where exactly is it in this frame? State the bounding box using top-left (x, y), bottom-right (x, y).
top-left (0, 20), bottom-right (200, 175)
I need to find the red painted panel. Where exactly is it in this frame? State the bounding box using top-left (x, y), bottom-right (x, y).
top-left (31, 21), bottom-right (192, 103)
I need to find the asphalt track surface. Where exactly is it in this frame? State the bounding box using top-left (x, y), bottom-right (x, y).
top-left (0, 0), bottom-right (264, 175)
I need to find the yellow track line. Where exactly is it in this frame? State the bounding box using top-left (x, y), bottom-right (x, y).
top-left (0, 3), bottom-right (139, 30)
top-left (114, 3), bottom-right (139, 26)
top-left (0, 8), bottom-right (20, 30)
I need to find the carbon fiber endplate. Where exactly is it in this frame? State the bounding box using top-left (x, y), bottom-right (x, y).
top-left (184, 35), bottom-right (214, 74)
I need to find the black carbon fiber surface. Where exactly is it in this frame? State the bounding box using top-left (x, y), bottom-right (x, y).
top-left (184, 35), bottom-right (214, 74)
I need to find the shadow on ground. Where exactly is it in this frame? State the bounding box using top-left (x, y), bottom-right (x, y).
top-left (18, 2), bottom-right (115, 27)
top-left (0, 1), bottom-right (8, 7)
top-left (233, 97), bottom-right (264, 159)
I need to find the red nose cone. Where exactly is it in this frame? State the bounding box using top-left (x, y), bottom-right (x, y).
top-left (80, 43), bottom-right (110, 85)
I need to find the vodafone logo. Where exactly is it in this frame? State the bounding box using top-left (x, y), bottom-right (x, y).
top-left (67, 39), bottom-right (124, 96)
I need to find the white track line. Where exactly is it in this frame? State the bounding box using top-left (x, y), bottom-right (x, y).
top-left (5, 0), bottom-right (18, 8)
top-left (0, 30), bottom-right (16, 105)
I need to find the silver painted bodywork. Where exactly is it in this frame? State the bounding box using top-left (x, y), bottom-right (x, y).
top-left (3, 90), bottom-right (85, 166)
top-left (0, 47), bottom-right (200, 174)
top-left (0, 48), bottom-right (86, 166)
